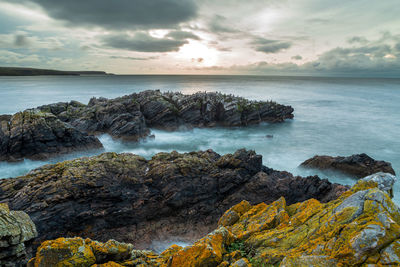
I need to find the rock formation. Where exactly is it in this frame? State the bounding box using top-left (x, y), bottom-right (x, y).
top-left (300, 153), bottom-right (395, 178)
top-left (0, 149), bottom-right (346, 251)
top-left (0, 109), bottom-right (103, 161)
top-left (0, 90), bottom-right (293, 162)
top-left (27, 173), bottom-right (400, 266)
top-left (0, 203), bottom-right (37, 266)
top-left (39, 90), bottom-right (294, 134)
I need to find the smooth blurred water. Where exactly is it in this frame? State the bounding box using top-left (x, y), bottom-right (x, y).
top-left (0, 75), bottom-right (399, 203)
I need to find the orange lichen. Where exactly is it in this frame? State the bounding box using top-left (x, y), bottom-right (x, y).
top-left (28, 177), bottom-right (400, 266)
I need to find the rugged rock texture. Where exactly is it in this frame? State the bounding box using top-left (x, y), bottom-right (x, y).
top-left (39, 97), bottom-right (149, 141)
top-left (0, 203), bottom-right (37, 266)
top-left (39, 90), bottom-right (294, 134)
top-left (300, 153), bottom-right (396, 178)
top-left (27, 173), bottom-right (400, 266)
top-left (0, 109), bottom-right (103, 161)
top-left (0, 149), bottom-right (346, 251)
top-left (0, 90), bottom-right (293, 161)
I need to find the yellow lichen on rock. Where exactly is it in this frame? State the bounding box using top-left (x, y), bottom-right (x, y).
top-left (169, 227), bottom-right (234, 267)
top-left (30, 237), bottom-right (96, 267)
top-left (28, 173), bottom-right (400, 266)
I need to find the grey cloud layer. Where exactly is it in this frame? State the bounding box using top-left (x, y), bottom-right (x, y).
top-left (102, 32), bottom-right (188, 52)
top-left (251, 38), bottom-right (292, 54)
top-left (12, 0), bottom-right (197, 29)
top-left (166, 31), bottom-right (200, 40)
top-left (195, 33), bottom-right (400, 77)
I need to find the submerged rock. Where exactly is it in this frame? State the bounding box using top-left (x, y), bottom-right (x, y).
top-left (27, 173), bottom-right (400, 266)
top-left (0, 149), bottom-right (345, 250)
top-left (0, 109), bottom-right (103, 161)
top-left (0, 203), bottom-right (37, 266)
top-left (300, 153), bottom-right (395, 178)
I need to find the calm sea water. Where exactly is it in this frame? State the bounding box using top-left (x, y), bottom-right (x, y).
top-left (1, 75), bottom-right (399, 203)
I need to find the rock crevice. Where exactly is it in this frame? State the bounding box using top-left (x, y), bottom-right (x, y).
top-left (0, 149), bottom-right (345, 251)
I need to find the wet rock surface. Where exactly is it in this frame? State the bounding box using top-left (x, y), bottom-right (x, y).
top-left (300, 153), bottom-right (395, 178)
top-left (27, 173), bottom-right (400, 266)
top-left (0, 203), bottom-right (37, 266)
top-left (0, 109), bottom-right (103, 162)
top-left (0, 149), bottom-right (345, 251)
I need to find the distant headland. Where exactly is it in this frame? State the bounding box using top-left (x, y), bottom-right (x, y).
top-left (0, 67), bottom-right (111, 76)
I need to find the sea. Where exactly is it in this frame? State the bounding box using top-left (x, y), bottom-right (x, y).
top-left (0, 75), bottom-right (399, 204)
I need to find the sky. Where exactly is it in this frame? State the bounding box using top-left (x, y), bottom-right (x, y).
top-left (0, 0), bottom-right (399, 77)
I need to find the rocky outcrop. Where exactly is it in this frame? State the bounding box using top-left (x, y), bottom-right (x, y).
top-left (0, 109), bottom-right (103, 161)
top-left (0, 203), bottom-right (37, 266)
top-left (39, 90), bottom-right (294, 134)
top-left (0, 90), bottom-right (293, 161)
top-left (39, 97), bottom-right (150, 141)
top-left (300, 153), bottom-right (395, 178)
top-left (27, 173), bottom-right (400, 266)
top-left (0, 149), bottom-right (346, 251)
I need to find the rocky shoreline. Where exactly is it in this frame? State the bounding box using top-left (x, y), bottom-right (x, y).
top-left (0, 149), bottom-right (346, 254)
top-left (301, 153), bottom-right (396, 178)
top-left (1, 90), bottom-right (399, 266)
top-left (2, 172), bottom-right (399, 266)
top-left (0, 90), bottom-right (294, 162)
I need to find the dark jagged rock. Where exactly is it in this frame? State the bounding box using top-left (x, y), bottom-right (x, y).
top-left (27, 174), bottom-right (400, 266)
top-left (0, 149), bottom-right (347, 250)
top-left (0, 203), bottom-right (37, 266)
top-left (39, 90), bottom-right (294, 134)
top-left (133, 90), bottom-right (294, 129)
top-left (39, 96), bottom-right (149, 141)
top-left (300, 153), bottom-right (396, 178)
top-left (0, 109), bottom-right (103, 162)
top-left (0, 90), bottom-right (292, 162)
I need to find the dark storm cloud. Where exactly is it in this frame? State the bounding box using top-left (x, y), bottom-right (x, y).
top-left (166, 30), bottom-right (200, 40)
top-left (102, 32), bottom-right (188, 52)
top-left (251, 38), bottom-right (292, 54)
top-left (13, 0), bottom-right (197, 29)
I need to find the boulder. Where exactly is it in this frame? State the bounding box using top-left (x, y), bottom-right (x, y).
top-left (27, 237), bottom-right (133, 267)
top-left (27, 173), bottom-right (400, 266)
top-left (0, 109), bottom-right (103, 161)
top-left (300, 153), bottom-right (395, 178)
top-left (0, 203), bottom-right (37, 266)
top-left (0, 149), bottom-right (346, 251)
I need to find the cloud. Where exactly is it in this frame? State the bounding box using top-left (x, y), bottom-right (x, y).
top-left (9, 0), bottom-right (197, 30)
top-left (189, 34), bottom-right (400, 77)
top-left (166, 30), bottom-right (200, 40)
top-left (251, 37), bottom-right (292, 54)
top-left (208, 15), bottom-right (239, 33)
top-left (347, 36), bottom-right (369, 44)
top-left (102, 32), bottom-right (188, 52)
top-left (291, 55), bottom-right (302, 60)
top-left (0, 50), bottom-right (40, 64)
top-left (109, 55), bottom-right (159, 61)
top-left (0, 32), bottom-right (64, 50)
top-left (191, 57), bottom-right (204, 63)
top-left (14, 34), bottom-right (30, 46)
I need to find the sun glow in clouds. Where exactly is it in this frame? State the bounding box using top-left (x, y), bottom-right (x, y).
top-left (0, 2), bottom-right (50, 21)
top-left (178, 41), bottom-right (219, 66)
